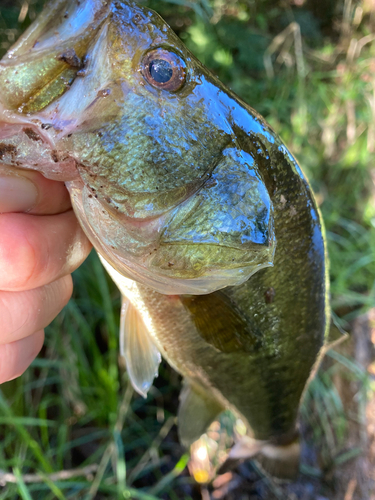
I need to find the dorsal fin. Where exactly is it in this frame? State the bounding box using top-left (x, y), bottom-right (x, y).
top-left (120, 296), bottom-right (161, 398)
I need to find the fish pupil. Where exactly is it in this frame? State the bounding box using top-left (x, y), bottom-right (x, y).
top-left (149, 59), bottom-right (173, 83)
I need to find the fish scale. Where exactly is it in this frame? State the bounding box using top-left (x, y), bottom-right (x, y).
top-left (0, 0), bottom-right (329, 478)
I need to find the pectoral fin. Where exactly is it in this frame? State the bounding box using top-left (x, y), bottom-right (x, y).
top-left (120, 296), bottom-right (161, 398)
top-left (178, 381), bottom-right (224, 448)
top-left (181, 292), bottom-right (259, 353)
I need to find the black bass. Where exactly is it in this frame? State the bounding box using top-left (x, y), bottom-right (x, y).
top-left (0, 0), bottom-right (329, 478)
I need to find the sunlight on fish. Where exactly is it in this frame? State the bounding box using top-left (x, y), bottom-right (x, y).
top-left (0, 0), bottom-right (330, 479)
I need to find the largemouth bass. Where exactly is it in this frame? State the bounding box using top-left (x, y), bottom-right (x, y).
top-left (0, 0), bottom-right (329, 478)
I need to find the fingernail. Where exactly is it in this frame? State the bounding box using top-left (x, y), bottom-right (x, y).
top-left (0, 174), bottom-right (39, 213)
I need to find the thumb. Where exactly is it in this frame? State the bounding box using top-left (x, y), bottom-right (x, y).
top-left (0, 166), bottom-right (71, 215)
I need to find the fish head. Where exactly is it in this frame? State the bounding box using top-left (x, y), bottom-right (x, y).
top-left (0, 0), bottom-right (275, 294)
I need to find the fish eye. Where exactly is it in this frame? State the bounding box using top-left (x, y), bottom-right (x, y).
top-left (141, 48), bottom-right (186, 92)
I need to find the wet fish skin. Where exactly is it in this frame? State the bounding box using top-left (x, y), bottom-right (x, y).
top-left (0, 0), bottom-right (275, 295)
top-left (0, 0), bottom-right (329, 477)
top-left (110, 113), bottom-right (329, 443)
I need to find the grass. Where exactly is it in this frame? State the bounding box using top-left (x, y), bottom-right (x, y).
top-left (0, 0), bottom-right (375, 498)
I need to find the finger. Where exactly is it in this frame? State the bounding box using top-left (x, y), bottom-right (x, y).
top-left (0, 166), bottom-right (71, 215)
top-left (0, 330), bottom-right (45, 384)
top-left (0, 275), bottom-right (73, 345)
top-left (0, 211), bottom-right (92, 291)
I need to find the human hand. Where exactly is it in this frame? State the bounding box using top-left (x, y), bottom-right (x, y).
top-left (0, 167), bottom-right (92, 383)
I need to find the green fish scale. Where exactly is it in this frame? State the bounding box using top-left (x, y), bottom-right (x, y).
top-left (71, 90), bottom-right (230, 195)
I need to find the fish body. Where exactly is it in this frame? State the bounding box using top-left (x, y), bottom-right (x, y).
top-left (0, 0), bottom-right (329, 477)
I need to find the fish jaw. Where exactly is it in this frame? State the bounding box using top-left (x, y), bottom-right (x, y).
top-left (0, 0), bottom-right (276, 294)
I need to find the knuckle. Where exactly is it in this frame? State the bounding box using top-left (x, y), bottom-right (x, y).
top-left (0, 290), bottom-right (36, 342)
top-left (60, 274), bottom-right (74, 304)
top-left (0, 294), bottom-right (13, 335)
top-left (48, 275), bottom-right (73, 311)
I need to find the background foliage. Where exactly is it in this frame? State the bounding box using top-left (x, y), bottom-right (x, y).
top-left (0, 0), bottom-right (374, 498)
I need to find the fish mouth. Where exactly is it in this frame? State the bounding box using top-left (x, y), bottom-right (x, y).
top-left (0, 0), bottom-right (276, 296)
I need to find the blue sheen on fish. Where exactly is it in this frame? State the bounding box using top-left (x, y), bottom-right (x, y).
top-left (0, 0), bottom-right (329, 479)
